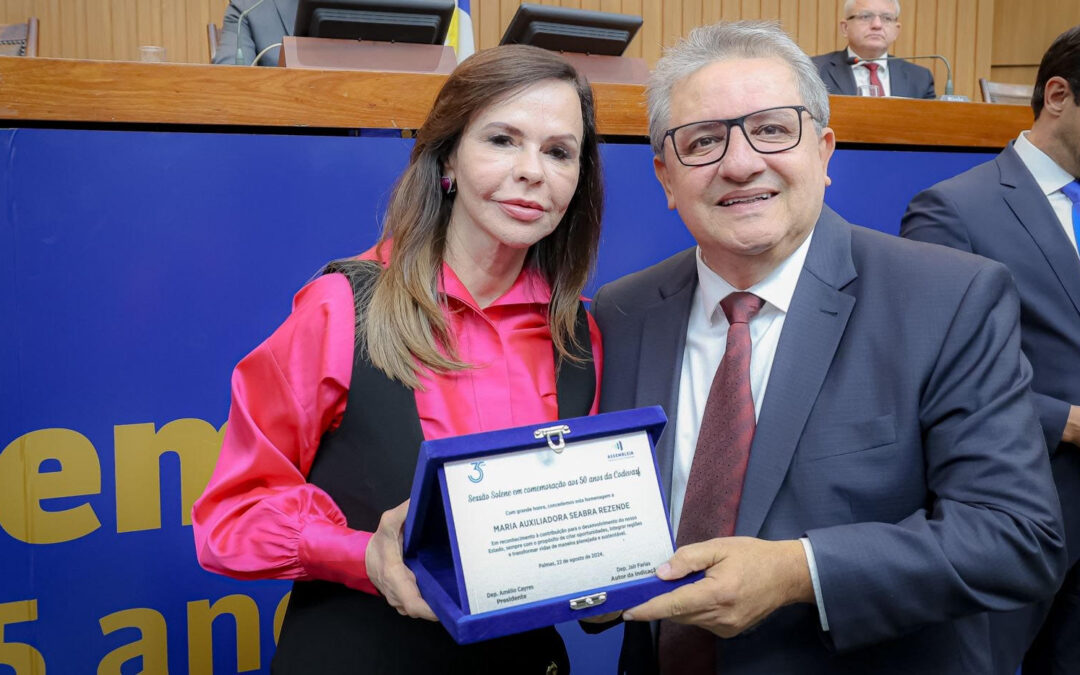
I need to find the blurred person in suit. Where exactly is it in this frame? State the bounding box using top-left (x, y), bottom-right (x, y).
top-left (812, 0), bottom-right (935, 98)
top-left (214, 0), bottom-right (297, 66)
top-left (902, 24), bottom-right (1080, 675)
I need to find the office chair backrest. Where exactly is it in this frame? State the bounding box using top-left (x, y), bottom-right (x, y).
top-left (979, 78), bottom-right (1035, 106)
top-left (208, 23), bottom-right (222, 62)
top-left (0, 17), bottom-right (38, 57)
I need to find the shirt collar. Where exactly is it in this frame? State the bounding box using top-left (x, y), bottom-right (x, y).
top-left (1014, 131), bottom-right (1076, 196)
top-left (695, 228), bottom-right (815, 324)
top-left (439, 262), bottom-right (551, 309)
top-left (847, 47), bottom-right (888, 71)
top-left (358, 240), bottom-right (552, 310)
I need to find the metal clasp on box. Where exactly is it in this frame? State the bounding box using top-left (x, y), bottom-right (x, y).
top-left (569, 591), bottom-right (607, 611)
top-left (534, 424), bottom-right (571, 452)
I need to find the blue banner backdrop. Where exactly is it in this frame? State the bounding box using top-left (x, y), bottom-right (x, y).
top-left (0, 127), bottom-right (991, 674)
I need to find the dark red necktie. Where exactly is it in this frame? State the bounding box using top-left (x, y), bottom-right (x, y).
top-left (863, 62), bottom-right (884, 95)
top-left (658, 291), bottom-right (764, 675)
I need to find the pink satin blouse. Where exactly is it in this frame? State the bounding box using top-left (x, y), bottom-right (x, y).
top-left (191, 248), bottom-right (602, 594)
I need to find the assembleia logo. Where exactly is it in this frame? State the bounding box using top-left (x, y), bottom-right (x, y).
top-left (468, 460), bottom-right (486, 483)
top-left (607, 440), bottom-right (634, 461)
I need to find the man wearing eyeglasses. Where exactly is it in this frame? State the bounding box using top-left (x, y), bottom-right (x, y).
top-left (591, 19), bottom-right (1064, 675)
top-left (811, 0), bottom-right (935, 98)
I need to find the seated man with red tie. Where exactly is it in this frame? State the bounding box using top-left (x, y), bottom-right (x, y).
top-left (812, 0), bottom-right (935, 98)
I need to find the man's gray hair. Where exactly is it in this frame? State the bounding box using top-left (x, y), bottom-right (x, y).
top-left (646, 20), bottom-right (831, 157)
top-left (842, 0), bottom-right (901, 16)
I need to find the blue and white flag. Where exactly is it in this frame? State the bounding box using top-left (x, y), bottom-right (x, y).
top-left (445, 0), bottom-right (475, 63)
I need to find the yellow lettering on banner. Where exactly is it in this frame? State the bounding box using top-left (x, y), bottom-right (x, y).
top-left (0, 599), bottom-right (45, 675)
top-left (273, 592), bottom-right (291, 644)
top-left (0, 429), bottom-right (102, 544)
top-left (187, 595), bottom-right (260, 673)
top-left (113, 419), bottom-right (224, 533)
top-left (97, 608), bottom-right (168, 675)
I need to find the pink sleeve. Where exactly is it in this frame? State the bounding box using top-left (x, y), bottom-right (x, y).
top-left (192, 273), bottom-right (378, 595)
top-left (588, 309), bottom-right (603, 415)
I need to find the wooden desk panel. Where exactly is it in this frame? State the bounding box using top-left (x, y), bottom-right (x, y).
top-left (0, 56), bottom-right (1033, 147)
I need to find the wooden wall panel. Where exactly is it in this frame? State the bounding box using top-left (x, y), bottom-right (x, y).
top-left (639, 0), bottom-right (663, 62)
top-left (661, 0), bottom-right (681, 49)
top-left (815, 0), bottom-right (837, 56)
top-left (36, 0), bottom-right (59, 57)
top-left (621, 0), bottom-right (644, 58)
top-left (993, 1), bottom-right (1080, 66)
top-left (71, 0), bottom-right (87, 59)
top-left (473, 0), bottom-right (498, 56)
top-left (681, 0), bottom-right (700, 38)
top-left (114, 0), bottom-right (137, 62)
top-left (989, 66), bottom-right (1038, 87)
top-left (891, 0), bottom-right (913, 56)
top-left (953, 0), bottom-right (976, 97)
top-left (777, 0), bottom-right (798, 43)
top-left (973, 0), bottom-right (993, 95)
top-left (796, 0), bottom-right (817, 53)
top-left (990, 1), bottom-right (1080, 90)
top-left (0, 0), bottom-right (185, 61)
top-left (137, 0), bottom-right (164, 60)
top-left (911, 0), bottom-right (935, 73)
top-left (0, 0), bottom-right (1028, 99)
top-left (86, 0), bottom-right (112, 60)
top-left (932, 0), bottom-right (954, 96)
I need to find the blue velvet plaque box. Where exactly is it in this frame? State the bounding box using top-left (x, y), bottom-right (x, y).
top-left (403, 405), bottom-right (698, 644)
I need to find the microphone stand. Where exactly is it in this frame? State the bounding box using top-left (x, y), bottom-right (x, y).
top-left (235, 0), bottom-right (269, 66)
top-left (849, 54), bottom-right (969, 101)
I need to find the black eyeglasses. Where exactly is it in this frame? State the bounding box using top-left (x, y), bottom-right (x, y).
top-left (663, 105), bottom-right (813, 167)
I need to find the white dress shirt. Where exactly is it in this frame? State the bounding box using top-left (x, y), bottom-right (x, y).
top-left (847, 47), bottom-right (892, 96)
top-left (669, 230), bottom-right (829, 629)
top-left (1013, 131), bottom-right (1080, 255)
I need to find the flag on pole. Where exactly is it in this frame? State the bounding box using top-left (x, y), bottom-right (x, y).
top-left (445, 0), bottom-right (475, 63)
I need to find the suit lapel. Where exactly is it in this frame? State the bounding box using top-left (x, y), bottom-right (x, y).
top-left (636, 249), bottom-right (697, 500)
top-left (889, 59), bottom-right (910, 97)
top-left (274, 0), bottom-right (297, 35)
top-left (735, 208), bottom-right (857, 537)
top-left (828, 51), bottom-right (857, 96)
top-left (999, 146), bottom-right (1080, 316)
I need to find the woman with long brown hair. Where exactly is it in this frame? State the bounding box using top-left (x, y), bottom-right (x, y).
top-left (192, 44), bottom-right (604, 673)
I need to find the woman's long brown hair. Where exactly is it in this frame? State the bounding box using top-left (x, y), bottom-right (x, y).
top-left (362, 44), bottom-right (604, 388)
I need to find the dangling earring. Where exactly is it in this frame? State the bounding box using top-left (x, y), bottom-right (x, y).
top-left (440, 176), bottom-right (456, 195)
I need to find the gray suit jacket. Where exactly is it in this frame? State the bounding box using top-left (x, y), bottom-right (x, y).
top-left (214, 0), bottom-right (298, 67)
top-left (812, 49), bottom-right (936, 99)
top-left (902, 144), bottom-right (1080, 562)
top-left (902, 139), bottom-right (1080, 675)
top-left (592, 207), bottom-right (1064, 674)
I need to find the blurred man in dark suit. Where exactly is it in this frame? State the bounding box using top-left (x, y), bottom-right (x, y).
top-left (902, 25), bottom-right (1080, 675)
top-left (214, 0), bottom-right (297, 67)
top-left (812, 0), bottom-right (935, 98)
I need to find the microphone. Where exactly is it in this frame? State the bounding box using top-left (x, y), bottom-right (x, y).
top-left (846, 53), bottom-right (956, 97)
top-left (235, 0), bottom-right (268, 66)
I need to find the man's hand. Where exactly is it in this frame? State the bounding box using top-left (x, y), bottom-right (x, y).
top-left (1062, 405), bottom-right (1080, 446)
top-left (365, 499), bottom-right (438, 621)
top-left (621, 537), bottom-right (813, 638)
